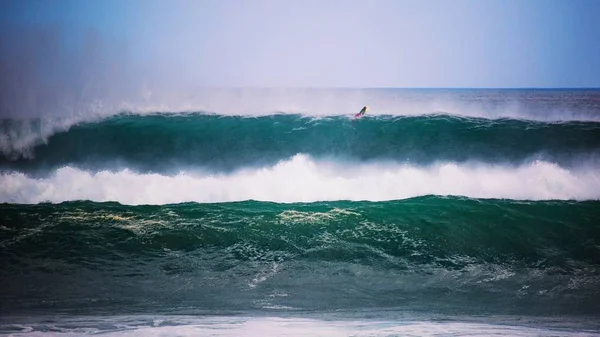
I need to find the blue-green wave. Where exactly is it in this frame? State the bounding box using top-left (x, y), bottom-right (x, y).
top-left (2, 113), bottom-right (600, 174)
top-left (1, 196), bottom-right (599, 315)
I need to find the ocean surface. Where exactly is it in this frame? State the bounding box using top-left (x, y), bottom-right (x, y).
top-left (1, 88), bottom-right (600, 336)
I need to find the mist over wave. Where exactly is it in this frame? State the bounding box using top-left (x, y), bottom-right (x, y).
top-left (2, 88), bottom-right (599, 164)
top-left (2, 154), bottom-right (599, 204)
top-left (3, 84), bottom-right (600, 120)
top-left (0, 115), bottom-right (88, 160)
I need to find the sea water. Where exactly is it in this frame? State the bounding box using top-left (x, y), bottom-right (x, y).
top-left (1, 89), bottom-right (599, 336)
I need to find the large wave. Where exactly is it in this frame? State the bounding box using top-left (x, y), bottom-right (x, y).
top-left (2, 88), bottom-right (600, 160)
top-left (2, 197), bottom-right (599, 316)
top-left (2, 113), bottom-right (600, 171)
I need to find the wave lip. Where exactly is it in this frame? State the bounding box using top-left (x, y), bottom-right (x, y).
top-left (3, 89), bottom-right (600, 160)
top-left (2, 154), bottom-right (599, 205)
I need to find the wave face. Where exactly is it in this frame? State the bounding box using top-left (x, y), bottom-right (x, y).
top-left (2, 114), bottom-right (600, 173)
top-left (1, 197), bottom-right (600, 316)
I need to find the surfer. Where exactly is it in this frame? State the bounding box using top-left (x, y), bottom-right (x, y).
top-left (355, 106), bottom-right (368, 118)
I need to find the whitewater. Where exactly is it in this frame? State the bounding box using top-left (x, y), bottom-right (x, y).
top-left (2, 155), bottom-right (600, 204)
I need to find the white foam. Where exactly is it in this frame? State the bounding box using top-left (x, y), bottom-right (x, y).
top-left (1, 155), bottom-right (599, 205)
top-left (5, 316), bottom-right (596, 337)
top-left (0, 115), bottom-right (90, 159)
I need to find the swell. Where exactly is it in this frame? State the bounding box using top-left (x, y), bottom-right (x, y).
top-left (2, 196), bottom-right (599, 265)
top-left (2, 113), bottom-right (600, 173)
top-left (1, 197), bottom-right (599, 315)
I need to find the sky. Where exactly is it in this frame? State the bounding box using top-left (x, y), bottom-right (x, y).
top-left (1, 0), bottom-right (600, 116)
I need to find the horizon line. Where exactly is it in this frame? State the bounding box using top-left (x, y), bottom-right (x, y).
top-left (187, 86), bottom-right (600, 90)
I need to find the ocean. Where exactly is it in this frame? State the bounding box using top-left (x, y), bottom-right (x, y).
top-left (1, 88), bottom-right (600, 336)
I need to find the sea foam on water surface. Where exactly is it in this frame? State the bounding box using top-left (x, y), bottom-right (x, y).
top-left (1, 154), bottom-right (599, 205)
top-left (2, 316), bottom-right (598, 337)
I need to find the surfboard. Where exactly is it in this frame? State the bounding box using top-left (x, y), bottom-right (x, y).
top-left (355, 106), bottom-right (368, 118)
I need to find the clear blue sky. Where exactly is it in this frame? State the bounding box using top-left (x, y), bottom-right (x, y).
top-left (2, 0), bottom-right (600, 88)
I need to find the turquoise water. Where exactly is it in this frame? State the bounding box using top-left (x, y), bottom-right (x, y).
top-left (1, 197), bottom-right (599, 316)
top-left (2, 114), bottom-right (600, 173)
top-left (1, 89), bottom-right (600, 335)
